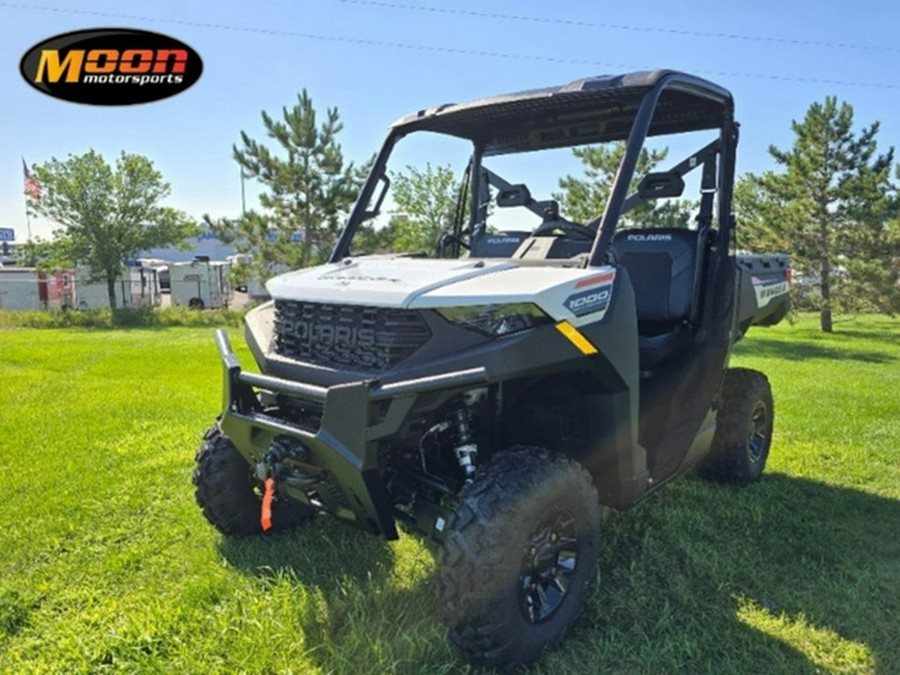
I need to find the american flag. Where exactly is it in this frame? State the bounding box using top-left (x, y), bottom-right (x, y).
top-left (23, 158), bottom-right (42, 200)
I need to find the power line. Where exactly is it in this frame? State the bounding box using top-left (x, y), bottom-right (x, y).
top-left (337, 0), bottom-right (900, 55)
top-left (3, 2), bottom-right (899, 90)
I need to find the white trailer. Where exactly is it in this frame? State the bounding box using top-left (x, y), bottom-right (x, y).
top-left (129, 265), bottom-right (161, 307)
top-left (224, 255), bottom-right (285, 301)
top-left (75, 266), bottom-right (160, 309)
top-left (169, 258), bottom-right (232, 309)
top-left (0, 268), bottom-right (75, 310)
top-left (246, 276), bottom-right (270, 300)
top-left (0, 268), bottom-right (42, 310)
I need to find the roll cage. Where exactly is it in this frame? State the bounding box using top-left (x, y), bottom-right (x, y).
top-left (331, 69), bottom-right (737, 268)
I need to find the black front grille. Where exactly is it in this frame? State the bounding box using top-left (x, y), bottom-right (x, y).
top-left (274, 300), bottom-right (432, 371)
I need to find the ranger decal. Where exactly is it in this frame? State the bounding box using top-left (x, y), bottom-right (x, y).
top-left (752, 276), bottom-right (789, 308)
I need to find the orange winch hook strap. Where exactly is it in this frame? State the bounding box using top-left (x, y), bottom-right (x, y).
top-left (261, 477), bottom-right (275, 532)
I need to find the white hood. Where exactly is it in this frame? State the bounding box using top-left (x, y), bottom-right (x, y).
top-left (266, 256), bottom-right (619, 326)
top-left (266, 257), bottom-right (517, 307)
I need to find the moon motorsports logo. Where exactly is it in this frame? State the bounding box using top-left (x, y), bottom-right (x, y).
top-left (20, 27), bottom-right (203, 105)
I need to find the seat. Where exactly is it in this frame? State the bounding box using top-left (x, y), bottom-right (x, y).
top-left (470, 231), bottom-right (530, 258)
top-left (611, 227), bottom-right (709, 369)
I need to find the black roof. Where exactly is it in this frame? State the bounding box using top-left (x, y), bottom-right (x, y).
top-left (391, 70), bottom-right (733, 155)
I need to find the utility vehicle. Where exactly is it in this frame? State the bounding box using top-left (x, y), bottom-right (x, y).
top-left (193, 70), bottom-right (790, 667)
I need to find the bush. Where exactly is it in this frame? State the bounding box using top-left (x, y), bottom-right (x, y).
top-left (0, 306), bottom-right (245, 329)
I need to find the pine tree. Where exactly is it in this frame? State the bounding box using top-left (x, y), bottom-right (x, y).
top-left (555, 142), bottom-right (694, 228)
top-left (760, 97), bottom-right (898, 331)
top-left (206, 90), bottom-right (370, 283)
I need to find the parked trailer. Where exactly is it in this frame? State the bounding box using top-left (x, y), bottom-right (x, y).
top-left (245, 277), bottom-right (269, 300)
top-left (0, 268), bottom-right (41, 310)
top-left (75, 266), bottom-right (160, 309)
top-left (0, 268), bottom-right (75, 310)
top-left (170, 258), bottom-right (232, 309)
top-left (130, 266), bottom-right (161, 307)
top-left (248, 264), bottom-right (290, 301)
top-left (137, 258), bottom-right (170, 293)
top-left (224, 255), bottom-right (285, 301)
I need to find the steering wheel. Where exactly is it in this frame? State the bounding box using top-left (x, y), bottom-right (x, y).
top-left (532, 219), bottom-right (596, 241)
top-left (435, 233), bottom-right (470, 257)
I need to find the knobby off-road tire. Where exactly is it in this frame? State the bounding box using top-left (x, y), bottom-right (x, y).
top-left (438, 447), bottom-right (601, 667)
top-left (697, 368), bottom-right (774, 485)
top-left (193, 425), bottom-right (315, 536)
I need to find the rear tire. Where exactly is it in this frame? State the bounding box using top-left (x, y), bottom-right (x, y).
top-left (697, 368), bottom-right (774, 485)
top-left (438, 447), bottom-right (601, 667)
top-left (193, 425), bottom-right (314, 535)
top-left (188, 297), bottom-right (205, 310)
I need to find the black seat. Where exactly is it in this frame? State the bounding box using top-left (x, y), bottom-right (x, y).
top-left (611, 227), bottom-right (708, 369)
top-left (470, 231), bottom-right (530, 258)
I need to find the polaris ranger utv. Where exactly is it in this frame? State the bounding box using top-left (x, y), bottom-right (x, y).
top-left (193, 70), bottom-right (790, 667)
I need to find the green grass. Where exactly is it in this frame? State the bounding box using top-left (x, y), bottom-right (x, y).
top-left (0, 314), bottom-right (897, 673)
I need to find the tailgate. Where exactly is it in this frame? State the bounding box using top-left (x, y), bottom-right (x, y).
top-left (735, 253), bottom-right (791, 334)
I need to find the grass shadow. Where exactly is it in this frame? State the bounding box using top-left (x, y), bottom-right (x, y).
top-left (216, 475), bottom-right (899, 672)
top-left (217, 517), bottom-right (454, 671)
top-left (217, 516), bottom-right (395, 589)
top-left (0, 588), bottom-right (40, 639)
top-left (541, 474), bottom-right (900, 673)
top-left (735, 338), bottom-right (895, 364)
top-left (832, 328), bottom-right (900, 342)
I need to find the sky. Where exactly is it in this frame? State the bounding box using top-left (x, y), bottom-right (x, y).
top-left (3, 0), bottom-right (900, 242)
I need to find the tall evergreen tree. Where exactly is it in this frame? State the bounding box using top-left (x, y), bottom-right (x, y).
top-left (733, 173), bottom-right (790, 254)
top-left (206, 90), bottom-right (369, 283)
top-left (758, 97), bottom-right (898, 331)
top-left (555, 142), bottom-right (694, 228)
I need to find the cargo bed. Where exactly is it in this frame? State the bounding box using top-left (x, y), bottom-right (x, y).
top-left (735, 253), bottom-right (791, 337)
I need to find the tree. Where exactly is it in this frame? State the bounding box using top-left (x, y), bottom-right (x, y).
top-left (27, 150), bottom-right (195, 309)
top-left (752, 97), bottom-right (898, 331)
top-left (555, 142), bottom-right (694, 228)
top-left (206, 90), bottom-right (369, 284)
top-left (354, 214), bottom-right (412, 256)
top-left (389, 163), bottom-right (460, 253)
top-left (348, 163), bottom-right (462, 257)
top-left (733, 173), bottom-right (793, 253)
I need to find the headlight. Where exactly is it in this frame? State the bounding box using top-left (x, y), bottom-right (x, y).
top-left (436, 303), bottom-right (551, 337)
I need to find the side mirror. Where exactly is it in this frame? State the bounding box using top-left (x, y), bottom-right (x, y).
top-left (496, 184), bottom-right (533, 208)
top-left (363, 174), bottom-right (390, 220)
top-left (637, 172), bottom-right (685, 199)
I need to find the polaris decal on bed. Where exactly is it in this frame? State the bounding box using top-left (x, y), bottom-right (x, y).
top-left (752, 276), bottom-right (789, 308)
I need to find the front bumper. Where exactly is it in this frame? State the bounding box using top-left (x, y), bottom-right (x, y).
top-left (213, 329), bottom-right (487, 539)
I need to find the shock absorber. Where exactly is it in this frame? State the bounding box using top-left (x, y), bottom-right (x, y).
top-left (451, 405), bottom-right (478, 482)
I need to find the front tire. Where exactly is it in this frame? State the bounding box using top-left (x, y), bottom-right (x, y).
top-left (438, 447), bottom-right (601, 667)
top-left (697, 368), bottom-right (774, 485)
top-left (193, 425), bottom-right (314, 536)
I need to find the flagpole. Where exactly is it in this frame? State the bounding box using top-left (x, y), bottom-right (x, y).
top-left (240, 167), bottom-right (246, 215)
top-left (22, 155), bottom-right (34, 242)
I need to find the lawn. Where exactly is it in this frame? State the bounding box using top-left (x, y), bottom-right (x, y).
top-left (0, 314), bottom-right (897, 673)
